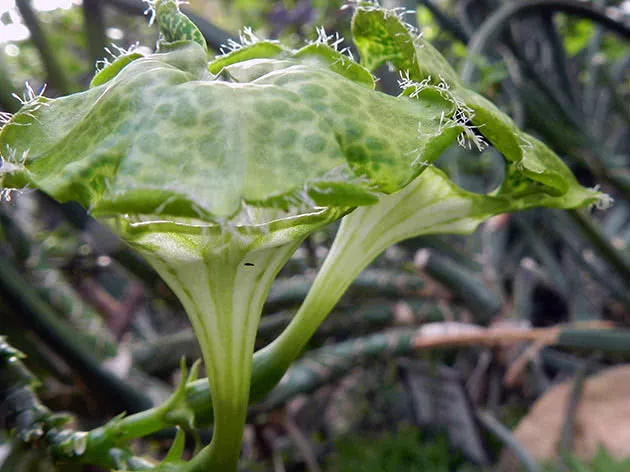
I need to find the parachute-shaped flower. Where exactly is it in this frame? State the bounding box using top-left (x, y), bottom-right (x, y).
top-left (0, 1), bottom-right (605, 470)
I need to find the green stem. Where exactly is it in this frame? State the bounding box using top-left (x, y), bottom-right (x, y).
top-left (252, 210), bottom-right (391, 396)
top-left (124, 223), bottom-right (306, 471)
top-left (264, 268), bottom-right (426, 313)
top-left (132, 298), bottom-right (437, 375)
top-left (253, 168), bottom-right (485, 396)
top-left (79, 209), bottom-right (343, 463)
top-left (184, 397), bottom-right (246, 471)
top-left (84, 405), bottom-right (168, 452)
top-left (258, 329), bottom-right (418, 412)
top-left (0, 337), bottom-right (151, 470)
top-left (274, 217), bottom-right (379, 351)
top-left (172, 275), bottom-right (252, 472)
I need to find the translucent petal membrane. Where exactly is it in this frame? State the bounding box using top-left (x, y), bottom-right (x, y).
top-left (0, 41), bottom-right (461, 221)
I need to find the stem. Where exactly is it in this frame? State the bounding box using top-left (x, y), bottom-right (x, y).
top-left (132, 297), bottom-right (435, 375)
top-left (253, 168), bottom-right (484, 395)
top-left (0, 337), bottom-right (151, 470)
top-left (252, 211), bottom-right (393, 396)
top-left (184, 398), bottom-right (246, 471)
top-left (172, 266), bottom-right (252, 472)
top-left (270, 214), bottom-right (381, 357)
top-left (127, 225), bottom-right (305, 471)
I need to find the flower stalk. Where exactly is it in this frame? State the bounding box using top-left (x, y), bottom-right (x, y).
top-left (255, 165), bottom-right (602, 391)
top-left (115, 209), bottom-right (344, 469)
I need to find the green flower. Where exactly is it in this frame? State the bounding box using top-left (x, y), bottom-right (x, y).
top-left (0, 1), bottom-right (604, 470)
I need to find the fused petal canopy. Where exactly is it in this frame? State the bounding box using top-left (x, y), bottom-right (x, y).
top-left (0, 41), bottom-right (461, 220)
top-left (0, 2), bottom-right (600, 225)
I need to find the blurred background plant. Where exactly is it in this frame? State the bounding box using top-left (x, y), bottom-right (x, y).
top-left (0, 0), bottom-right (629, 470)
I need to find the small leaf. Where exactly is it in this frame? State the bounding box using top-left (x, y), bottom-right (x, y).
top-left (91, 53), bottom-right (144, 88)
top-left (208, 41), bottom-right (287, 75)
top-left (163, 428), bottom-right (186, 463)
top-left (154, 0), bottom-right (207, 53)
top-left (293, 43), bottom-right (375, 88)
